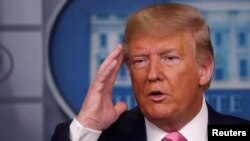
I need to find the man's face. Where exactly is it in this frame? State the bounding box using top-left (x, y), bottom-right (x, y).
top-left (127, 32), bottom-right (205, 127)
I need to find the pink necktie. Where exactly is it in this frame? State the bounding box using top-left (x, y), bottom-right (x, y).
top-left (161, 132), bottom-right (187, 141)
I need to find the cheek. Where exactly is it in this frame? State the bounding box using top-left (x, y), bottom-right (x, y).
top-left (129, 69), bottom-right (144, 89)
top-left (129, 68), bottom-right (147, 100)
top-left (164, 63), bottom-right (199, 91)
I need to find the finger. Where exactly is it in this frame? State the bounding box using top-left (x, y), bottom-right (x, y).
top-left (96, 59), bottom-right (118, 83)
top-left (96, 45), bottom-right (122, 77)
top-left (91, 45), bottom-right (122, 94)
top-left (114, 102), bottom-right (128, 118)
top-left (104, 48), bottom-right (124, 90)
top-left (94, 45), bottom-right (122, 84)
top-left (101, 45), bottom-right (124, 96)
top-left (95, 44), bottom-right (123, 84)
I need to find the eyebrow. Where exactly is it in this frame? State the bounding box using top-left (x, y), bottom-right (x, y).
top-left (158, 48), bottom-right (179, 55)
top-left (130, 48), bottom-right (179, 57)
top-left (130, 53), bottom-right (148, 58)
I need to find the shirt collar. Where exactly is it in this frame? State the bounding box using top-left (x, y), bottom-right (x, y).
top-left (145, 96), bottom-right (208, 141)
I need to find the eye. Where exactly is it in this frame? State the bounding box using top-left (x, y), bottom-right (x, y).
top-left (164, 56), bottom-right (176, 60)
top-left (162, 55), bottom-right (178, 60)
top-left (131, 57), bottom-right (148, 69)
top-left (133, 59), bottom-right (145, 64)
top-left (162, 55), bottom-right (180, 66)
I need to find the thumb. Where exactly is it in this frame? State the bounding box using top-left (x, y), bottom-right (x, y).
top-left (114, 102), bottom-right (128, 117)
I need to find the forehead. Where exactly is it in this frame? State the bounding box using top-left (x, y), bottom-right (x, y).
top-left (128, 31), bottom-right (195, 54)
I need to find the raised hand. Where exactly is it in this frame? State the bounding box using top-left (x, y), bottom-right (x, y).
top-left (76, 44), bottom-right (128, 131)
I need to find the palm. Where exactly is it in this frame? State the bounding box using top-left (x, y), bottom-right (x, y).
top-left (76, 45), bottom-right (127, 130)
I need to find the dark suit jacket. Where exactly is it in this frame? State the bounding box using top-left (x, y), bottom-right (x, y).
top-left (51, 103), bottom-right (250, 141)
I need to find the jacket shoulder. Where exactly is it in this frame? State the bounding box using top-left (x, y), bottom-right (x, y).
top-left (207, 103), bottom-right (250, 125)
top-left (51, 121), bottom-right (71, 141)
top-left (99, 107), bottom-right (146, 141)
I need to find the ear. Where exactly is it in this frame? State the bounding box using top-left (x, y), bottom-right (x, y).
top-left (198, 60), bottom-right (214, 86)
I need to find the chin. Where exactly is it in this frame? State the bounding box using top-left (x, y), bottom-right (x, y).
top-left (150, 112), bottom-right (169, 120)
top-left (143, 106), bottom-right (171, 121)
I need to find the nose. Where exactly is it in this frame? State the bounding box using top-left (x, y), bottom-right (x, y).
top-left (147, 56), bottom-right (164, 82)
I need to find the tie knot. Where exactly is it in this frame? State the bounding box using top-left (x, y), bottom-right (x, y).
top-left (162, 132), bottom-right (187, 141)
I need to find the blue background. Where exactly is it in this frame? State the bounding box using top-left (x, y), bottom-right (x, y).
top-left (49, 0), bottom-right (250, 119)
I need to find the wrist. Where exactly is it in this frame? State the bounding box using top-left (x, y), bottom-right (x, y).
top-left (70, 118), bottom-right (102, 141)
top-left (76, 115), bottom-right (103, 131)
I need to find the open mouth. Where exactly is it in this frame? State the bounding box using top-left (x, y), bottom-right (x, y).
top-left (148, 90), bottom-right (167, 101)
top-left (149, 91), bottom-right (164, 96)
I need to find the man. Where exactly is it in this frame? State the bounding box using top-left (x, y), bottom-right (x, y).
top-left (51, 3), bottom-right (250, 141)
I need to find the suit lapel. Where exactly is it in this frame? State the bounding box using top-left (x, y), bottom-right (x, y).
top-left (116, 107), bottom-right (147, 141)
top-left (99, 107), bottom-right (147, 141)
top-left (207, 103), bottom-right (218, 125)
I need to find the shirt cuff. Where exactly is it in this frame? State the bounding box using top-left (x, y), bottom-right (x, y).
top-left (70, 118), bottom-right (102, 141)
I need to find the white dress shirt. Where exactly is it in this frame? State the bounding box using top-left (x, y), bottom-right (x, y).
top-left (70, 96), bottom-right (208, 141)
top-left (69, 118), bottom-right (101, 141)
